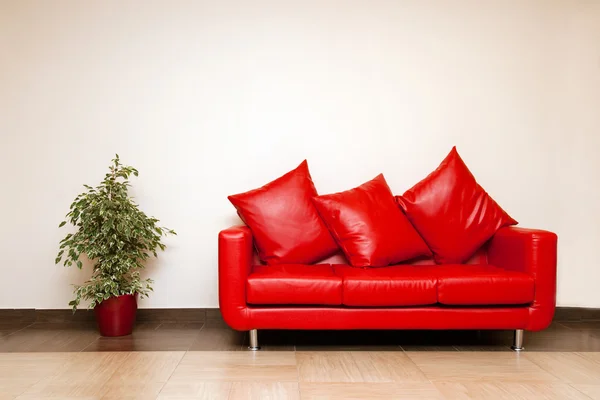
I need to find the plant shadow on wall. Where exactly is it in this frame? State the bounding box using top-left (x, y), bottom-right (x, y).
top-left (55, 155), bottom-right (176, 336)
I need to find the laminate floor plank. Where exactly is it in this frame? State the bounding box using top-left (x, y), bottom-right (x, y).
top-left (525, 352), bottom-right (600, 384)
top-left (20, 352), bottom-right (128, 398)
top-left (294, 330), bottom-right (402, 351)
top-left (83, 323), bottom-right (202, 352)
top-left (0, 323), bottom-right (31, 338)
top-left (165, 351), bottom-right (298, 383)
top-left (400, 330), bottom-right (508, 352)
top-left (571, 384), bottom-right (600, 399)
top-left (299, 382), bottom-right (443, 399)
top-left (406, 352), bottom-right (559, 383)
top-left (296, 351), bottom-right (427, 383)
top-left (523, 329), bottom-right (600, 352)
top-left (188, 328), bottom-right (246, 351)
top-left (1, 320), bottom-right (600, 399)
top-left (3, 323), bottom-right (600, 353)
top-left (0, 323), bottom-right (99, 352)
top-left (100, 351), bottom-right (185, 399)
top-left (433, 382), bottom-right (592, 399)
top-left (0, 353), bottom-right (72, 398)
top-left (157, 381), bottom-right (233, 399)
top-left (229, 382), bottom-right (300, 400)
top-left (561, 321), bottom-right (600, 331)
top-left (1, 350), bottom-right (600, 399)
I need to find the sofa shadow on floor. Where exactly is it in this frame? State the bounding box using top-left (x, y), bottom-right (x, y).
top-left (1, 319), bottom-right (600, 353)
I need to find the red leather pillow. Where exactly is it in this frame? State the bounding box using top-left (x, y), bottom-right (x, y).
top-left (228, 160), bottom-right (338, 265)
top-left (313, 174), bottom-right (431, 267)
top-left (396, 147), bottom-right (517, 264)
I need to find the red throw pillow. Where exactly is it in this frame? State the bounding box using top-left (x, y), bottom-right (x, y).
top-left (396, 147), bottom-right (517, 264)
top-left (228, 160), bottom-right (338, 265)
top-left (313, 174), bottom-right (431, 267)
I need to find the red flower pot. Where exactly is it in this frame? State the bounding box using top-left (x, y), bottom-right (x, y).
top-left (94, 294), bottom-right (137, 337)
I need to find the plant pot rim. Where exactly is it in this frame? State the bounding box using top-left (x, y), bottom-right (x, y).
top-left (94, 293), bottom-right (138, 308)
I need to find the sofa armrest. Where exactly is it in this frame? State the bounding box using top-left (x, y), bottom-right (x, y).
top-left (488, 226), bottom-right (558, 331)
top-left (218, 225), bottom-right (253, 330)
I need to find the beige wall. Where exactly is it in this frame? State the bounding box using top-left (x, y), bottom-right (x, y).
top-left (0, 0), bottom-right (598, 309)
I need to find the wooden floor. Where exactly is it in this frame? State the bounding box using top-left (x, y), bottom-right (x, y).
top-left (1, 350), bottom-right (600, 399)
top-left (1, 320), bottom-right (600, 398)
top-left (2, 320), bottom-right (600, 353)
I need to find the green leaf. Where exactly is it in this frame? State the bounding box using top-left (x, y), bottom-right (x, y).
top-left (58, 221), bottom-right (66, 228)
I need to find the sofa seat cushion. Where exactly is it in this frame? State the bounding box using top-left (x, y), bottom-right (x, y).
top-left (436, 264), bottom-right (534, 305)
top-left (333, 265), bottom-right (438, 306)
top-left (246, 264), bottom-right (342, 305)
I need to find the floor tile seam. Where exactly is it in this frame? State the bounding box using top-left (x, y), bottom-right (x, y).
top-left (358, 350), bottom-right (399, 383)
top-left (293, 347), bottom-right (301, 399)
top-left (155, 351), bottom-right (186, 398)
top-left (297, 381), bottom-right (449, 392)
top-left (79, 352), bottom-right (131, 391)
top-left (70, 326), bottom-right (102, 354)
top-left (79, 335), bottom-right (100, 352)
top-left (557, 322), bottom-right (575, 330)
top-left (403, 351), bottom-right (560, 383)
top-left (10, 370), bottom-right (50, 399)
top-left (521, 351), bottom-right (584, 383)
top-left (432, 380), bottom-right (597, 398)
top-left (18, 352), bottom-right (79, 397)
top-left (395, 350), bottom-right (441, 391)
top-left (296, 380), bottom-right (303, 400)
top-left (567, 383), bottom-right (596, 400)
top-left (575, 352), bottom-right (600, 366)
top-left (426, 376), bottom-right (564, 384)
top-left (4, 322), bottom-right (35, 338)
top-left (348, 351), bottom-right (377, 383)
top-left (182, 325), bottom-right (200, 351)
top-left (225, 381), bottom-right (234, 400)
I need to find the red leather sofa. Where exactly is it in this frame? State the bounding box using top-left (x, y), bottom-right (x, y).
top-left (220, 149), bottom-right (558, 351)
top-left (219, 224), bottom-right (557, 351)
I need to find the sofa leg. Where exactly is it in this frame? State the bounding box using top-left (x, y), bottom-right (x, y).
top-left (511, 329), bottom-right (524, 351)
top-left (248, 329), bottom-right (260, 351)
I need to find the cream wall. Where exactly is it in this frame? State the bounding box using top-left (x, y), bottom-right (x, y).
top-left (0, 0), bottom-right (598, 309)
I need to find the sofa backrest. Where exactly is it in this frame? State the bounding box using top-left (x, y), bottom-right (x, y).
top-left (251, 243), bottom-right (489, 266)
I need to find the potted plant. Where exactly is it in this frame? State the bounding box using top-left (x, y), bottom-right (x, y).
top-left (55, 155), bottom-right (175, 336)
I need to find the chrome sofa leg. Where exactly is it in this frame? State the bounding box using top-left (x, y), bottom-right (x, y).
top-left (248, 329), bottom-right (260, 351)
top-left (511, 329), bottom-right (524, 351)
